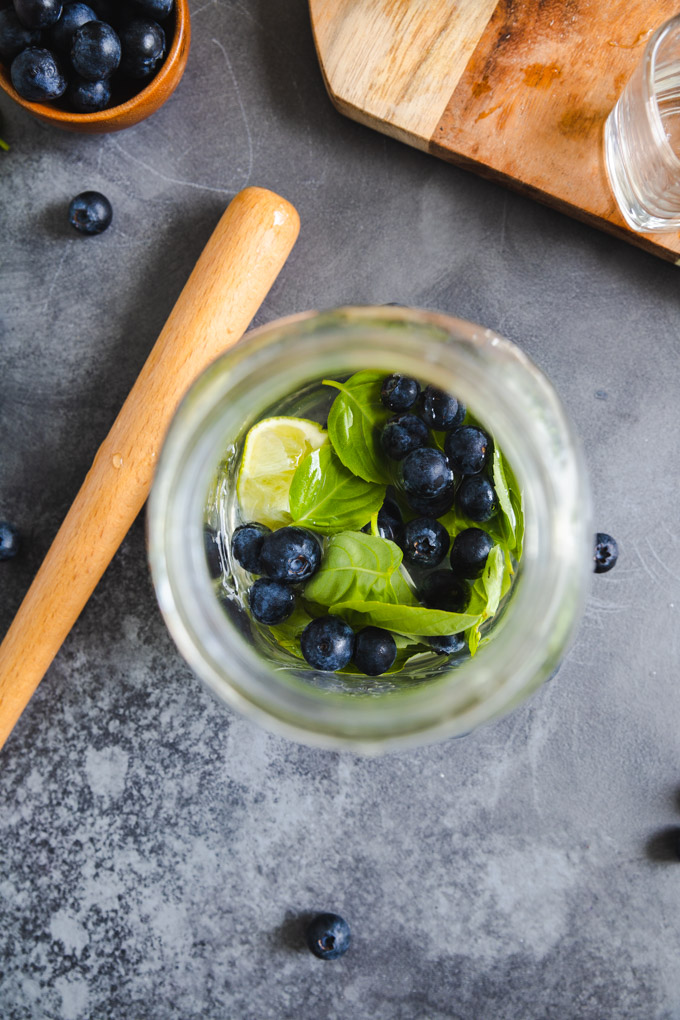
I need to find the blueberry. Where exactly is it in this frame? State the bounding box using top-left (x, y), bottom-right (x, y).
top-left (300, 616), bottom-right (354, 671)
top-left (445, 426), bottom-right (491, 475)
top-left (11, 47), bottom-right (67, 100)
top-left (305, 913), bottom-right (351, 960)
top-left (203, 525), bottom-right (222, 579)
top-left (248, 578), bottom-right (295, 625)
top-left (48, 3), bottom-right (97, 51)
top-left (405, 485), bottom-right (455, 518)
top-left (13, 0), bottom-right (63, 30)
top-left (119, 17), bottom-right (165, 78)
top-left (420, 570), bottom-right (469, 613)
top-left (68, 191), bottom-right (112, 234)
top-left (421, 386), bottom-right (461, 431)
top-left (0, 9), bottom-right (41, 62)
top-left (259, 526), bottom-right (321, 584)
top-left (400, 447), bottom-right (454, 503)
top-left (231, 522), bottom-right (270, 574)
top-left (594, 532), bottom-right (618, 573)
top-left (380, 374), bottom-right (420, 412)
top-left (376, 495), bottom-right (402, 542)
top-left (67, 75), bottom-right (110, 111)
top-left (352, 626), bottom-right (397, 676)
top-left (450, 528), bottom-right (494, 579)
top-left (401, 517), bottom-right (449, 568)
top-left (0, 522), bottom-right (21, 561)
top-left (71, 20), bottom-right (120, 79)
top-left (364, 495), bottom-right (402, 542)
top-left (130, 0), bottom-right (174, 20)
top-left (381, 413), bottom-right (429, 461)
top-left (456, 475), bottom-right (497, 522)
top-left (428, 633), bottom-right (467, 656)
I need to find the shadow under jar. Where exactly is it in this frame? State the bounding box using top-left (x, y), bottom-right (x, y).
top-left (148, 306), bottom-right (592, 753)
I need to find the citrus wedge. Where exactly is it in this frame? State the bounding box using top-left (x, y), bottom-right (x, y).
top-left (236, 417), bottom-right (328, 528)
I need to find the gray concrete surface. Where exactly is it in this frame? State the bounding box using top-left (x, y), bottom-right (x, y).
top-left (2, 2), bottom-right (680, 1018)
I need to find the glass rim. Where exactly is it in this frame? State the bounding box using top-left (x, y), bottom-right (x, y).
top-left (148, 306), bottom-right (592, 751)
top-left (643, 13), bottom-right (680, 170)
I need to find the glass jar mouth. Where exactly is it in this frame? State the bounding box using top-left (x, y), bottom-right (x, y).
top-left (148, 306), bottom-right (591, 752)
top-left (644, 15), bottom-right (680, 170)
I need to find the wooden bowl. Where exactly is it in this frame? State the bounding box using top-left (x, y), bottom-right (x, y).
top-left (0, 0), bottom-right (190, 133)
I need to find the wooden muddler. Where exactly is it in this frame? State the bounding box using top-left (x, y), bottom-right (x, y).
top-left (0, 187), bottom-right (300, 753)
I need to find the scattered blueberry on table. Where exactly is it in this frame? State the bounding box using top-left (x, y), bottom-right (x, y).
top-left (594, 532), bottom-right (619, 573)
top-left (305, 913), bottom-right (351, 960)
top-left (3, 0), bottom-right (174, 111)
top-left (0, 521), bottom-right (21, 561)
top-left (68, 191), bottom-right (112, 234)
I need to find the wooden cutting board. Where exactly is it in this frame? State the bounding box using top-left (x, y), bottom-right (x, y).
top-left (310, 0), bottom-right (680, 264)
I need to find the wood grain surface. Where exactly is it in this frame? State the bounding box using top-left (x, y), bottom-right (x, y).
top-left (311, 0), bottom-right (680, 263)
top-left (0, 188), bottom-right (300, 752)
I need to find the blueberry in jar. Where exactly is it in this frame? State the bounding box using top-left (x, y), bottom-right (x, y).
top-left (231, 522), bottom-right (270, 574)
top-left (11, 47), bottom-right (66, 100)
top-left (258, 526), bottom-right (321, 584)
top-left (456, 475), bottom-right (497, 523)
top-left (445, 425), bottom-right (491, 475)
top-left (0, 522), bottom-right (21, 561)
top-left (68, 191), bottom-right (113, 234)
top-left (401, 517), bottom-right (449, 568)
top-left (203, 525), bottom-right (222, 579)
top-left (420, 570), bottom-right (469, 613)
top-left (400, 447), bottom-right (454, 503)
top-left (594, 533), bottom-right (618, 573)
top-left (405, 485), bottom-right (455, 519)
top-left (0, 9), bottom-right (41, 61)
top-left (421, 386), bottom-right (463, 431)
top-left (71, 20), bottom-right (120, 80)
top-left (428, 633), bottom-right (467, 656)
top-left (380, 374), bottom-right (420, 412)
top-left (119, 17), bottom-right (165, 78)
top-left (376, 495), bottom-right (402, 543)
top-left (13, 0), bottom-right (63, 29)
top-left (381, 413), bottom-right (429, 461)
top-left (449, 527), bottom-right (494, 579)
top-left (300, 616), bottom-right (355, 671)
top-left (352, 626), bottom-right (397, 676)
top-left (248, 578), bottom-right (295, 626)
top-left (305, 913), bottom-right (351, 960)
top-left (48, 2), bottom-right (97, 51)
top-left (67, 76), bottom-right (111, 111)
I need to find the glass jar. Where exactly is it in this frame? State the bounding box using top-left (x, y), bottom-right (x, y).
top-left (147, 306), bottom-right (591, 752)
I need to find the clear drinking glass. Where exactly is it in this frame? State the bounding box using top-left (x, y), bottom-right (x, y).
top-left (604, 14), bottom-right (680, 233)
top-left (147, 307), bottom-right (591, 753)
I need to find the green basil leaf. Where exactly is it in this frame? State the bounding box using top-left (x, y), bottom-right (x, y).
top-left (289, 446), bottom-right (385, 535)
top-left (492, 446), bottom-right (516, 547)
top-left (304, 531), bottom-right (417, 606)
top-left (324, 371), bottom-right (392, 484)
top-left (509, 486), bottom-right (524, 561)
top-left (464, 544), bottom-right (505, 656)
top-left (330, 600), bottom-right (480, 636)
top-left (268, 604), bottom-right (314, 659)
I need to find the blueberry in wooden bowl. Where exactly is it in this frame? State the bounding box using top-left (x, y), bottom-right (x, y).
top-left (0, 0), bottom-right (190, 133)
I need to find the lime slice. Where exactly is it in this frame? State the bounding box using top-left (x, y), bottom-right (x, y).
top-left (236, 417), bottom-right (328, 528)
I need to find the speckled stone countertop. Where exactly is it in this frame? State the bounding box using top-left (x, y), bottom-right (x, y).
top-left (2, 3), bottom-right (680, 1018)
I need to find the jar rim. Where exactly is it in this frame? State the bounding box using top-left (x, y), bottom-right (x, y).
top-left (148, 306), bottom-right (592, 751)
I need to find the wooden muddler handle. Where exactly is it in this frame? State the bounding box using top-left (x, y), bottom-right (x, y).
top-left (0, 187), bottom-right (300, 753)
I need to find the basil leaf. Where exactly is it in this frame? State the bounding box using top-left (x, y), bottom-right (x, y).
top-left (492, 446), bottom-right (516, 547)
top-left (509, 487), bottom-right (524, 561)
top-left (324, 371), bottom-right (391, 484)
top-left (289, 446), bottom-right (385, 535)
top-left (464, 545), bottom-right (505, 656)
top-left (268, 604), bottom-right (314, 659)
top-left (330, 600), bottom-right (480, 637)
top-left (304, 531), bottom-right (417, 607)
